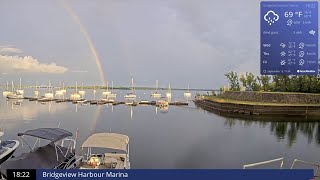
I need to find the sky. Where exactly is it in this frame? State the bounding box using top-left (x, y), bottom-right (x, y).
top-left (0, 0), bottom-right (262, 89)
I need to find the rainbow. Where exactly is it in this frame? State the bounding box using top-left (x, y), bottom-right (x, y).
top-left (61, 0), bottom-right (106, 86)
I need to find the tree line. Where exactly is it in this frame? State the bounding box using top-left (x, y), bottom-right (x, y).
top-left (224, 71), bottom-right (320, 93)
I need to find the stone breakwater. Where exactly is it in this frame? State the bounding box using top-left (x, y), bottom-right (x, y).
top-left (220, 91), bottom-right (320, 104)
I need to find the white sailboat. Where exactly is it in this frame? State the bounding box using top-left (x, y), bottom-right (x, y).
top-left (2, 81), bottom-right (12, 97)
top-left (166, 83), bottom-right (172, 98)
top-left (151, 80), bottom-right (161, 97)
top-left (184, 84), bottom-right (192, 97)
top-left (124, 78), bottom-right (136, 99)
top-left (78, 83), bottom-right (86, 97)
top-left (108, 81), bottom-right (117, 98)
top-left (34, 81), bottom-right (39, 96)
top-left (55, 82), bottom-right (63, 97)
top-left (61, 82), bottom-right (67, 94)
top-left (44, 81), bottom-right (54, 99)
top-left (102, 81), bottom-right (111, 96)
top-left (16, 78), bottom-right (24, 95)
top-left (70, 82), bottom-right (81, 101)
top-left (7, 81), bottom-right (24, 99)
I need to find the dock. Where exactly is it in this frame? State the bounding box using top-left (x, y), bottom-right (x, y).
top-left (22, 97), bottom-right (189, 107)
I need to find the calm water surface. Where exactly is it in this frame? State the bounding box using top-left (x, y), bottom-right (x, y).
top-left (0, 88), bottom-right (319, 169)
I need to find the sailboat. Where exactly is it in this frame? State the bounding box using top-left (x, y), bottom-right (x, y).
top-left (124, 78), bottom-right (136, 99)
top-left (166, 83), bottom-right (172, 98)
top-left (151, 80), bottom-right (161, 97)
top-left (102, 81), bottom-right (111, 96)
top-left (78, 83), bottom-right (86, 97)
top-left (61, 82), bottom-right (66, 94)
top-left (184, 84), bottom-right (192, 97)
top-left (34, 81), bottom-right (39, 96)
top-left (70, 82), bottom-right (81, 101)
top-left (55, 82), bottom-right (63, 97)
top-left (16, 78), bottom-right (24, 95)
top-left (2, 81), bottom-right (12, 97)
top-left (7, 81), bottom-right (24, 99)
top-left (44, 81), bottom-right (54, 99)
top-left (108, 81), bottom-right (117, 98)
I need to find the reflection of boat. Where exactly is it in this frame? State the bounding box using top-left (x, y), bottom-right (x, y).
top-left (80, 133), bottom-right (130, 169)
top-left (243, 157), bottom-right (319, 179)
top-left (124, 78), bottom-right (136, 99)
top-left (13, 101), bottom-right (21, 106)
top-left (0, 132), bottom-right (20, 165)
top-left (0, 128), bottom-right (82, 179)
top-left (151, 80), bottom-right (161, 97)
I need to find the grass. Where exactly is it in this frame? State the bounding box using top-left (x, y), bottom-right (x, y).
top-left (204, 95), bottom-right (320, 107)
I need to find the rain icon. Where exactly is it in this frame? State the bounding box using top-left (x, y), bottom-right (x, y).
top-left (264, 11), bottom-right (279, 25)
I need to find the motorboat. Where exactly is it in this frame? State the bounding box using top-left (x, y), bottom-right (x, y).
top-left (79, 133), bottom-right (130, 169)
top-left (0, 132), bottom-right (20, 165)
top-left (0, 128), bottom-right (82, 179)
top-left (124, 93), bottom-right (136, 99)
top-left (156, 100), bottom-right (169, 107)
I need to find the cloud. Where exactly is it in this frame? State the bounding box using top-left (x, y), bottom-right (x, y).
top-left (0, 55), bottom-right (68, 74)
top-left (0, 45), bottom-right (22, 54)
top-left (71, 70), bottom-right (88, 73)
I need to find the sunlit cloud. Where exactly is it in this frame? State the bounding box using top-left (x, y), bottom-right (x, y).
top-left (0, 55), bottom-right (68, 74)
top-left (71, 70), bottom-right (88, 73)
top-left (0, 45), bottom-right (22, 54)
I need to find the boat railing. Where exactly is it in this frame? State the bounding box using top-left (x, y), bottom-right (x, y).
top-left (243, 157), bottom-right (284, 169)
top-left (291, 159), bottom-right (320, 178)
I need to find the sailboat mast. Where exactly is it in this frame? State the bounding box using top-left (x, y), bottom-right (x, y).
top-left (19, 78), bottom-right (22, 89)
top-left (6, 81), bottom-right (8, 91)
top-left (111, 81), bottom-right (114, 92)
top-left (11, 81), bottom-right (14, 91)
top-left (107, 81), bottom-right (109, 91)
top-left (76, 82), bottom-right (78, 92)
top-left (156, 80), bottom-right (158, 91)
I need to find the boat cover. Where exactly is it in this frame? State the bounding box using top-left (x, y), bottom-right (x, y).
top-left (81, 133), bottom-right (129, 152)
top-left (0, 143), bottom-right (73, 177)
top-left (17, 128), bottom-right (73, 143)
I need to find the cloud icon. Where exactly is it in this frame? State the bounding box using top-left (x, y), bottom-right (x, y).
top-left (264, 11), bottom-right (279, 25)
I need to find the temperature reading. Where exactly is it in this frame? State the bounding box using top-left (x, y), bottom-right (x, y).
top-left (284, 11), bottom-right (303, 18)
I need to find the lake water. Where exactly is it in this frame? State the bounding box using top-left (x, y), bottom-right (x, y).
top-left (0, 88), bottom-right (319, 169)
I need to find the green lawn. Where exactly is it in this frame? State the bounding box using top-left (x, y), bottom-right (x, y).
top-left (204, 95), bottom-right (320, 107)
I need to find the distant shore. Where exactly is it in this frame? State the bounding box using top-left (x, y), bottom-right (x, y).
top-left (194, 91), bottom-right (320, 119)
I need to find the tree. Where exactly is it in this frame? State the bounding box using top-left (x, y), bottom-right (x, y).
top-left (257, 75), bottom-right (271, 91)
top-left (224, 71), bottom-right (240, 91)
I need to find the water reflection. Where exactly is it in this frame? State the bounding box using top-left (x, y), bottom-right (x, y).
top-left (0, 89), bottom-right (319, 168)
top-left (208, 111), bottom-right (320, 146)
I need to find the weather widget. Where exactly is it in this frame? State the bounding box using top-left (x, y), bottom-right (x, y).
top-left (261, 1), bottom-right (318, 75)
